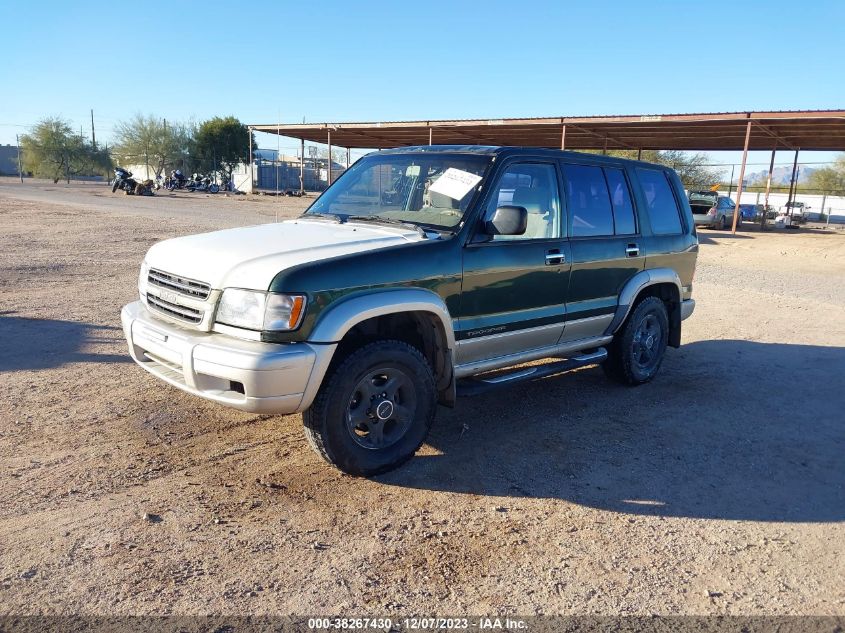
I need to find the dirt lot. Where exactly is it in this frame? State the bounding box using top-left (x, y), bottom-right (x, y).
top-left (1, 180), bottom-right (843, 616)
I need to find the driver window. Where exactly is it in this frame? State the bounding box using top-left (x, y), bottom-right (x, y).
top-left (486, 163), bottom-right (560, 240)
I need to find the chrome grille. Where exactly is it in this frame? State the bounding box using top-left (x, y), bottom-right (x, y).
top-left (148, 268), bottom-right (210, 300)
top-left (147, 294), bottom-right (203, 324)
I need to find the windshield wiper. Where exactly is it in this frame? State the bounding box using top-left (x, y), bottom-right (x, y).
top-left (345, 215), bottom-right (428, 239)
top-left (301, 212), bottom-right (343, 223)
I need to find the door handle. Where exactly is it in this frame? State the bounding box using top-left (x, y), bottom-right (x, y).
top-left (545, 249), bottom-right (565, 265)
top-left (625, 243), bottom-right (640, 257)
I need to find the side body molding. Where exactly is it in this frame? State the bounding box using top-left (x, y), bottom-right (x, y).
top-left (308, 288), bottom-right (456, 351)
top-left (605, 268), bottom-right (683, 335)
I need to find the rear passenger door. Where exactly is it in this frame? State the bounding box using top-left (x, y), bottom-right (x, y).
top-left (559, 162), bottom-right (646, 342)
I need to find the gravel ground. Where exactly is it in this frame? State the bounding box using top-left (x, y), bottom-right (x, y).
top-left (0, 180), bottom-right (843, 616)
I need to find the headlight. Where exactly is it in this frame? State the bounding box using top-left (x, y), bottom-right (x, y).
top-left (216, 289), bottom-right (306, 331)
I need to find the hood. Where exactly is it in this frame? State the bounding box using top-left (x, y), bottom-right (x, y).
top-left (144, 219), bottom-right (426, 290)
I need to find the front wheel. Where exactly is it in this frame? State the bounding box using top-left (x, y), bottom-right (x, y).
top-left (303, 340), bottom-right (437, 476)
top-left (603, 296), bottom-right (669, 385)
top-left (208, 183), bottom-right (219, 193)
top-left (112, 180), bottom-right (119, 193)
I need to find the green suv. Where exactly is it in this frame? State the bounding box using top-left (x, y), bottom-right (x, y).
top-left (121, 146), bottom-right (697, 475)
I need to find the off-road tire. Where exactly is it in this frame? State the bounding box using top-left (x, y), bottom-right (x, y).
top-left (603, 296), bottom-right (669, 385)
top-left (302, 340), bottom-right (437, 476)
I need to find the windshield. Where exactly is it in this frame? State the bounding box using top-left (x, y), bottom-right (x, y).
top-left (689, 191), bottom-right (717, 204)
top-left (306, 153), bottom-right (492, 230)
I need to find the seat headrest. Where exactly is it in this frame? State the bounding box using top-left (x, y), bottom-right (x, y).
top-left (512, 187), bottom-right (547, 214)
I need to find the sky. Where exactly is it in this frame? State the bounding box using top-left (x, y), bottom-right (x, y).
top-left (3, 0), bottom-right (844, 172)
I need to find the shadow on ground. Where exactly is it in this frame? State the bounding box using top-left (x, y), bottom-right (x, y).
top-left (379, 340), bottom-right (845, 523)
top-left (0, 312), bottom-right (130, 371)
top-left (697, 231), bottom-right (753, 244)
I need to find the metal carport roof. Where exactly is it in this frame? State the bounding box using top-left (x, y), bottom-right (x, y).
top-left (251, 110), bottom-right (845, 151)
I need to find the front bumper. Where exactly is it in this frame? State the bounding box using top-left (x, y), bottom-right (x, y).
top-left (121, 301), bottom-right (330, 414)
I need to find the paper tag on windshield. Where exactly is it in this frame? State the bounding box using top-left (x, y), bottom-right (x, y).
top-left (429, 168), bottom-right (482, 200)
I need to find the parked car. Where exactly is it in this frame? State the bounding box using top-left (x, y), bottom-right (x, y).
top-left (740, 203), bottom-right (763, 221)
top-left (784, 201), bottom-right (808, 224)
top-left (688, 191), bottom-right (737, 229)
top-left (122, 146), bottom-right (698, 476)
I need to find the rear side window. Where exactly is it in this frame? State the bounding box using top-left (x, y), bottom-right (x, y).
top-left (562, 164), bottom-right (614, 237)
top-left (604, 167), bottom-right (636, 235)
top-left (636, 168), bottom-right (683, 235)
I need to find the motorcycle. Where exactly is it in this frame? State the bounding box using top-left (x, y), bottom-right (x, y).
top-left (111, 167), bottom-right (137, 194)
top-left (164, 170), bottom-right (188, 191)
top-left (111, 168), bottom-right (154, 195)
top-left (187, 173), bottom-right (219, 194)
top-left (135, 179), bottom-right (155, 196)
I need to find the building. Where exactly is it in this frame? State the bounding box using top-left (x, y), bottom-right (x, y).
top-left (0, 145), bottom-right (21, 176)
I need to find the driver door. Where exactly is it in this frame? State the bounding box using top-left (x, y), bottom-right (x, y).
top-left (457, 161), bottom-right (571, 365)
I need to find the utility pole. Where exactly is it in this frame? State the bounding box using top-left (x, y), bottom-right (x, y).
top-left (727, 164), bottom-right (735, 196)
top-left (248, 126), bottom-right (253, 192)
top-left (16, 134), bottom-right (23, 183)
top-left (276, 116), bottom-right (280, 196)
top-left (90, 109), bottom-right (96, 149)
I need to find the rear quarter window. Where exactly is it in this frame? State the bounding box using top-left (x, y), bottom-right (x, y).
top-left (636, 168), bottom-right (683, 235)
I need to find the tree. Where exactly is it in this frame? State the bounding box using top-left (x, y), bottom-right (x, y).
top-left (192, 116), bottom-right (254, 180)
top-left (806, 154), bottom-right (845, 194)
top-left (113, 114), bottom-right (192, 178)
top-left (20, 117), bottom-right (110, 183)
top-left (600, 149), bottom-right (723, 189)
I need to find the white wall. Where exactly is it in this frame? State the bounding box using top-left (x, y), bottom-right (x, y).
top-left (713, 189), bottom-right (845, 221)
top-left (120, 164), bottom-right (157, 180)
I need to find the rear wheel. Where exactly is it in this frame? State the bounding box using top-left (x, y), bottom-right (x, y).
top-left (719, 214), bottom-right (728, 230)
top-left (208, 183), bottom-right (220, 193)
top-left (603, 296), bottom-right (669, 385)
top-left (303, 340), bottom-right (437, 476)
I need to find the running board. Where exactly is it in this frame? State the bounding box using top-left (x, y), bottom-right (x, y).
top-left (456, 348), bottom-right (608, 397)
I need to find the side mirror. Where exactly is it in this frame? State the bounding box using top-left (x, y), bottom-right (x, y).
top-left (485, 205), bottom-right (527, 236)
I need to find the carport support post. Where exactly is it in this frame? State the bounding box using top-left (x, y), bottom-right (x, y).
top-left (429, 126), bottom-right (433, 146)
top-left (560, 124), bottom-right (566, 150)
top-left (731, 119), bottom-right (752, 234)
top-left (346, 147), bottom-right (350, 169)
top-left (761, 147), bottom-right (776, 230)
top-left (637, 148), bottom-right (642, 161)
top-left (327, 129), bottom-right (332, 187)
top-left (299, 138), bottom-right (305, 194)
top-left (786, 150), bottom-right (800, 218)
